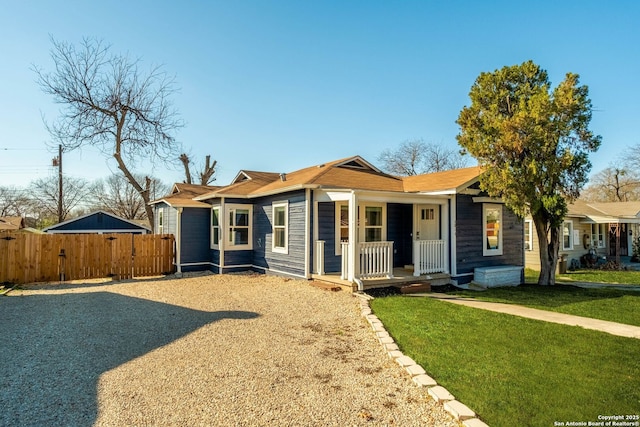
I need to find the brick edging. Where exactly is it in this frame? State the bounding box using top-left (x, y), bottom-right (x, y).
top-left (356, 294), bottom-right (489, 427)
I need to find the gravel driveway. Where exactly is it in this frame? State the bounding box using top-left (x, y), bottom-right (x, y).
top-left (0, 273), bottom-right (458, 426)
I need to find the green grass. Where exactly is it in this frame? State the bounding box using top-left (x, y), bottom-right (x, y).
top-left (526, 267), bottom-right (640, 285)
top-left (370, 296), bottom-right (640, 427)
top-left (451, 283), bottom-right (640, 326)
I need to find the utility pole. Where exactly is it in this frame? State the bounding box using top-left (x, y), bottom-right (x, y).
top-left (53, 145), bottom-right (63, 223)
top-left (58, 144), bottom-right (63, 222)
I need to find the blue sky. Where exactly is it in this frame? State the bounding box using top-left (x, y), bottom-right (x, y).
top-left (0, 1), bottom-right (638, 189)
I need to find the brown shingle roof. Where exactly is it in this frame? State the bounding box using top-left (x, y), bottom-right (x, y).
top-left (568, 200), bottom-right (640, 221)
top-left (193, 156), bottom-right (482, 201)
top-left (152, 183), bottom-right (221, 208)
top-left (402, 166), bottom-right (482, 193)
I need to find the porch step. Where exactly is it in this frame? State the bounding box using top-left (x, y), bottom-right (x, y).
top-left (310, 280), bottom-right (343, 292)
top-left (399, 282), bottom-right (432, 294)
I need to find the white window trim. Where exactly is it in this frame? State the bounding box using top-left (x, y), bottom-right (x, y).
top-left (272, 201), bottom-right (288, 254)
top-left (591, 223), bottom-right (606, 249)
top-left (335, 202), bottom-right (349, 256)
top-left (211, 205), bottom-right (220, 249)
top-left (157, 207), bottom-right (165, 234)
top-left (562, 220), bottom-right (573, 251)
top-left (361, 203), bottom-right (386, 242)
top-left (335, 202), bottom-right (387, 255)
top-left (524, 219), bottom-right (533, 251)
top-left (483, 204), bottom-right (503, 256)
top-left (226, 204), bottom-right (253, 250)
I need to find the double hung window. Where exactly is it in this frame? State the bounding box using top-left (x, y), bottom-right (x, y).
top-left (562, 221), bottom-right (573, 250)
top-left (483, 204), bottom-right (503, 256)
top-left (272, 202), bottom-right (288, 253)
top-left (222, 205), bottom-right (252, 249)
top-left (211, 206), bottom-right (220, 248)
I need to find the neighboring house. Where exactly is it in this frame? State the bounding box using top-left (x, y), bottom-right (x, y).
top-left (151, 156), bottom-right (524, 290)
top-left (0, 216), bottom-right (25, 232)
top-left (43, 211), bottom-right (151, 234)
top-left (524, 200), bottom-right (640, 270)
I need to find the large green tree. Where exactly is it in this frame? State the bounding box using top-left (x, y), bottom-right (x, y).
top-left (456, 61), bottom-right (601, 285)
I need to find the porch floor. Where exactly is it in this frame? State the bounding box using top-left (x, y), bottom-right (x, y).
top-left (312, 267), bottom-right (451, 292)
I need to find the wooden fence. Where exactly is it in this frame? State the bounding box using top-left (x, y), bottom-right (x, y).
top-left (0, 232), bottom-right (175, 285)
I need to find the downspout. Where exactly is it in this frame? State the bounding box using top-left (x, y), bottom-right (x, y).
top-left (176, 207), bottom-right (183, 276)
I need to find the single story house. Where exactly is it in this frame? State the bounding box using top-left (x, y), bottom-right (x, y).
top-left (151, 156), bottom-right (524, 289)
top-left (151, 156), bottom-right (525, 290)
top-left (43, 211), bottom-right (152, 234)
top-left (525, 200), bottom-right (640, 270)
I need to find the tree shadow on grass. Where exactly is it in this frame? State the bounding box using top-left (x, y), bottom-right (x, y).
top-left (0, 292), bottom-right (258, 426)
top-left (449, 283), bottom-right (639, 308)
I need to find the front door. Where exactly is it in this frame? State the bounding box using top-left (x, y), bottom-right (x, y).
top-left (417, 205), bottom-right (439, 241)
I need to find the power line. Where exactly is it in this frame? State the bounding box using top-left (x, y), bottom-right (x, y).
top-left (0, 147), bottom-right (50, 151)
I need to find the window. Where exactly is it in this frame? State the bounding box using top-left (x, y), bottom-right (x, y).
top-left (211, 206), bottom-right (220, 248)
top-left (562, 221), bottom-right (573, 250)
top-left (591, 223), bottom-right (605, 248)
top-left (422, 208), bottom-right (435, 220)
top-left (335, 202), bottom-right (386, 254)
top-left (335, 203), bottom-right (350, 255)
top-left (483, 204), bottom-right (503, 256)
top-left (524, 219), bottom-right (533, 251)
top-left (227, 205), bottom-right (252, 249)
top-left (157, 208), bottom-right (165, 233)
top-left (364, 206), bottom-right (383, 242)
top-left (272, 202), bottom-right (288, 253)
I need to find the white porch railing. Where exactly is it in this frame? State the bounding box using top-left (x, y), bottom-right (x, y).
top-left (413, 240), bottom-right (447, 276)
top-left (315, 240), bottom-right (325, 275)
top-left (339, 241), bottom-right (394, 280)
top-left (358, 241), bottom-right (394, 279)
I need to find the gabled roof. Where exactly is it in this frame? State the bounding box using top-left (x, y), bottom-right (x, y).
top-left (191, 155), bottom-right (483, 201)
top-left (567, 200), bottom-right (640, 224)
top-left (0, 216), bottom-right (25, 231)
top-left (43, 210), bottom-right (151, 232)
top-left (150, 182), bottom-right (220, 208)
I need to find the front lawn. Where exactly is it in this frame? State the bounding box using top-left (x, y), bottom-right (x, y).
top-left (450, 283), bottom-right (640, 326)
top-left (370, 296), bottom-right (640, 427)
top-left (525, 267), bottom-right (640, 285)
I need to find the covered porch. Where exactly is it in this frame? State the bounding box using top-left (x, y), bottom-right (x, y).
top-left (312, 189), bottom-right (452, 291)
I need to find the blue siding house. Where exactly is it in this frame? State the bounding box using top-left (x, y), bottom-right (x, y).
top-left (151, 156), bottom-right (525, 289)
top-left (149, 183), bottom-right (219, 272)
top-left (43, 211), bottom-right (151, 234)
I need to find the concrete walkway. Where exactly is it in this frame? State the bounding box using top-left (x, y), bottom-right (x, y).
top-left (412, 294), bottom-right (640, 339)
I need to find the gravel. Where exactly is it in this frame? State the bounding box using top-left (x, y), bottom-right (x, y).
top-left (0, 272), bottom-right (459, 426)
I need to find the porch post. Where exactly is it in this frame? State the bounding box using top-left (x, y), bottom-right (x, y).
top-left (443, 200), bottom-right (450, 274)
top-left (347, 191), bottom-right (358, 281)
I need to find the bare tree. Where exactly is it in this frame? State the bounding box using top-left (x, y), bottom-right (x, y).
top-left (33, 37), bottom-right (184, 228)
top-left (0, 186), bottom-right (31, 217)
top-left (179, 153), bottom-right (217, 185)
top-left (90, 174), bottom-right (169, 219)
top-left (378, 139), bottom-right (468, 176)
top-left (29, 175), bottom-right (90, 223)
top-left (582, 166), bottom-right (640, 202)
